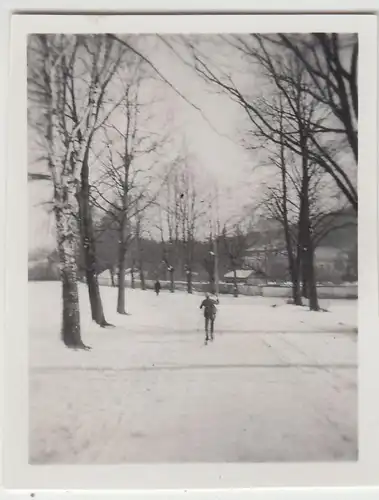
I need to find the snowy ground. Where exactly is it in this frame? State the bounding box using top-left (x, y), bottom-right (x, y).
top-left (29, 281), bottom-right (357, 464)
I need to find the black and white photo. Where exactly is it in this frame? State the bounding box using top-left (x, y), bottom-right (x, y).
top-left (3, 13), bottom-right (379, 490)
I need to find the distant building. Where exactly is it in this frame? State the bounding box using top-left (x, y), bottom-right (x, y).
top-left (243, 243), bottom-right (350, 283)
top-left (223, 269), bottom-right (266, 285)
top-left (243, 244), bottom-right (287, 277)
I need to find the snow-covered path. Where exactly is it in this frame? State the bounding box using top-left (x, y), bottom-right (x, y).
top-left (29, 282), bottom-right (357, 464)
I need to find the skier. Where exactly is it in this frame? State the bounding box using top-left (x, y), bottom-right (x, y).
top-left (200, 292), bottom-right (219, 345)
top-left (154, 280), bottom-right (161, 296)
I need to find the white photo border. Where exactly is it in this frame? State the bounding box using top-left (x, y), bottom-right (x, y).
top-left (3, 11), bottom-right (379, 491)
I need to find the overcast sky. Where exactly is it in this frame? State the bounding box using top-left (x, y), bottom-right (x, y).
top-left (28, 35), bottom-right (269, 253)
top-left (28, 34), bottom-right (353, 254)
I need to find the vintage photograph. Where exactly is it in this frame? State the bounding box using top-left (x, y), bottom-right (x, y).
top-left (27, 30), bottom-right (358, 465)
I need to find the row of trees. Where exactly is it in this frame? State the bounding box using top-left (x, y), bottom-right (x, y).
top-left (30, 211), bottom-right (356, 288)
top-left (28, 34), bottom-right (173, 348)
top-left (168, 33), bottom-right (358, 311)
top-left (28, 33), bottom-right (358, 349)
top-left (28, 34), bottom-right (242, 348)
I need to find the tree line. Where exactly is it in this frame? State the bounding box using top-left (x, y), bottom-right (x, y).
top-left (166, 33), bottom-right (358, 310)
top-left (28, 33), bottom-right (358, 348)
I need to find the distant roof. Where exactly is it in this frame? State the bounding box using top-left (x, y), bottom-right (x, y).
top-left (245, 245), bottom-right (285, 253)
top-left (224, 270), bottom-right (253, 279)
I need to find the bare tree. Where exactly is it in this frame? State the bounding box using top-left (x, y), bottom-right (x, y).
top-left (221, 224), bottom-right (248, 297)
top-left (71, 35), bottom-right (127, 327)
top-left (258, 95), bottom-right (302, 304)
top-left (134, 202), bottom-right (146, 290)
top-left (156, 34), bottom-right (356, 309)
top-left (264, 140), bottom-right (352, 304)
top-left (156, 165), bottom-right (181, 293)
top-left (28, 34), bottom-right (131, 335)
top-left (203, 235), bottom-right (216, 294)
top-left (91, 72), bottom-right (163, 314)
top-left (177, 160), bottom-right (206, 294)
top-left (28, 35), bottom-right (94, 348)
top-left (202, 219), bottom-right (221, 295)
top-left (264, 179), bottom-right (302, 304)
top-left (245, 55), bottom-right (323, 310)
top-left (270, 34), bottom-right (358, 163)
top-left (177, 34), bottom-right (357, 212)
top-left (156, 156), bottom-right (207, 294)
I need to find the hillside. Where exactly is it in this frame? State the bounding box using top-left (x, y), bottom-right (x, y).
top-left (247, 210), bottom-right (357, 251)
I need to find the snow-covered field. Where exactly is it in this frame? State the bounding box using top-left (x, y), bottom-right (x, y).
top-left (29, 281), bottom-right (357, 464)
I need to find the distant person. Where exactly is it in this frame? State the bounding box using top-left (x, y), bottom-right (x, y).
top-left (154, 280), bottom-right (161, 296)
top-left (200, 293), bottom-right (219, 345)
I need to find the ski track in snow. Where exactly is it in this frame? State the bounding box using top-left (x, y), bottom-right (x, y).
top-left (29, 282), bottom-right (357, 464)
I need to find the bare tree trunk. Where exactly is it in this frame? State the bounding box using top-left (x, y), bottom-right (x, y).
top-left (292, 272), bottom-right (302, 305)
top-left (277, 128), bottom-right (302, 307)
top-left (213, 238), bottom-right (220, 296)
top-left (169, 268), bottom-right (175, 293)
top-left (78, 151), bottom-right (110, 327)
top-left (286, 241), bottom-right (302, 305)
top-left (301, 258), bottom-right (309, 298)
top-left (299, 142), bottom-right (319, 312)
top-left (232, 267), bottom-right (239, 298)
top-left (136, 227), bottom-right (146, 290)
top-left (303, 239), bottom-right (319, 311)
top-left (60, 269), bottom-right (82, 347)
top-left (117, 241), bottom-right (127, 314)
top-left (139, 264), bottom-right (146, 290)
top-left (280, 167), bottom-right (302, 305)
top-left (300, 200), bottom-right (319, 311)
top-left (292, 241), bottom-right (303, 305)
top-left (110, 266), bottom-right (116, 287)
top-left (54, 203), bottom-right (88, 349)
top-left (131, 263), bottom-right (135, 289)
top-left (210, 276), bottom-right (216, 295)
top-left (78, 203), bottom-right (108, 326)
top-left (186, 269), bottom-right (193, 294)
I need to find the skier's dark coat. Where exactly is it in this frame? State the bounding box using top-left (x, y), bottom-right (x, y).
top-left (200, 297), bottom-right (219, 318)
